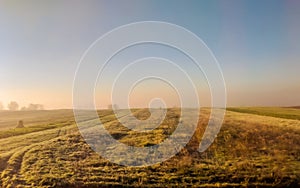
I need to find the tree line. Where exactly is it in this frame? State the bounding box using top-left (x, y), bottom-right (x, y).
top-left (0, 101), bottom-right (44, 111)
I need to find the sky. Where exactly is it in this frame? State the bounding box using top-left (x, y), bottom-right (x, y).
top-left (0, 0), bottom-right (299, 109)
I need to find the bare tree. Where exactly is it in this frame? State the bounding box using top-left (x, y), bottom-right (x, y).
top-left (7, 101), bottom-right (19, 111)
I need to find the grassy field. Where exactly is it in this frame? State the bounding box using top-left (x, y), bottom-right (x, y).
top-left (0, 107), bottom-right (299, 187)
top-left (227, 107), bottom-right (300, 120)
top-left (0, 110), bottom-right (75, 131)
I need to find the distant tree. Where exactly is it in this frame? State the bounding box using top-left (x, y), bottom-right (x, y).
top-left (7, 101), bottom-right (19, 111)
top-left (0, 102), bottom-right (3, 110)
top-left (27, 103), bottom-right (44, 110)
top-left (20, 103), bottom-right (44, 111)
top-left (108, 104), bottom-right (119, 110)
top-left (39, 104), bottom-right (44, 110)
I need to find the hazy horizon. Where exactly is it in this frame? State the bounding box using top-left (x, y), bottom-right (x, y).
top-left (1, 105), bottom-right (300, 111)
top-left (1, 0), bottom-right (300, 109)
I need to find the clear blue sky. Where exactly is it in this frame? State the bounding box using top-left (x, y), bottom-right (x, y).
top-left (0, 0), bottom-right (299, 109)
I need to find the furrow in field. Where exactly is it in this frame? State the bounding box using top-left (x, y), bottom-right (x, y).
top-left (0, 144), bottom-right (35, 187)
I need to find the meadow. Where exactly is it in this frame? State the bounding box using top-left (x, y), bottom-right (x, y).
top-left (0, 107), bottom-right (299, 187)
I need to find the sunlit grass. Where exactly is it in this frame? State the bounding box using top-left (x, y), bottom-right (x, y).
top-left (227, 107), bottom-right (300, 120)
top-left (0, 107), bottom-right (299, 187)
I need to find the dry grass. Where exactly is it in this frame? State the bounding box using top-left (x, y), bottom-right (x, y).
top-left (0, 110), bottom-right (75, 131)
top-left (0, 108), bottom-right (299, 187)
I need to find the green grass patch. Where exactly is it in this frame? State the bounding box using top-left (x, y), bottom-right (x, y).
top-left (227, 107), bottom-right (300, 120)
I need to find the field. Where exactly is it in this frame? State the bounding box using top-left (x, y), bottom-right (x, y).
top-left (0, 107), bottom-right (299, 187)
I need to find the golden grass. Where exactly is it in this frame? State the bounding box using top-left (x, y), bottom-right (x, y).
top-left (0, 108), bottom-right (299, 187)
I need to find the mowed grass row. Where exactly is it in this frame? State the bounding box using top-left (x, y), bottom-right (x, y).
top-left (0, 109), bottom-right (122, 139)
top-left (0, 109), bottom-right (126, 187)
top-left (0, 108), bottom-right (143, 159)
top-left (0, 108), bottom-right (299, 187)
top-left (0, 110), bottom-right (75, 131)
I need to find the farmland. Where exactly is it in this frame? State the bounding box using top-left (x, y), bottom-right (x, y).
top-left (0, 107), bottom-right (299, 187)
